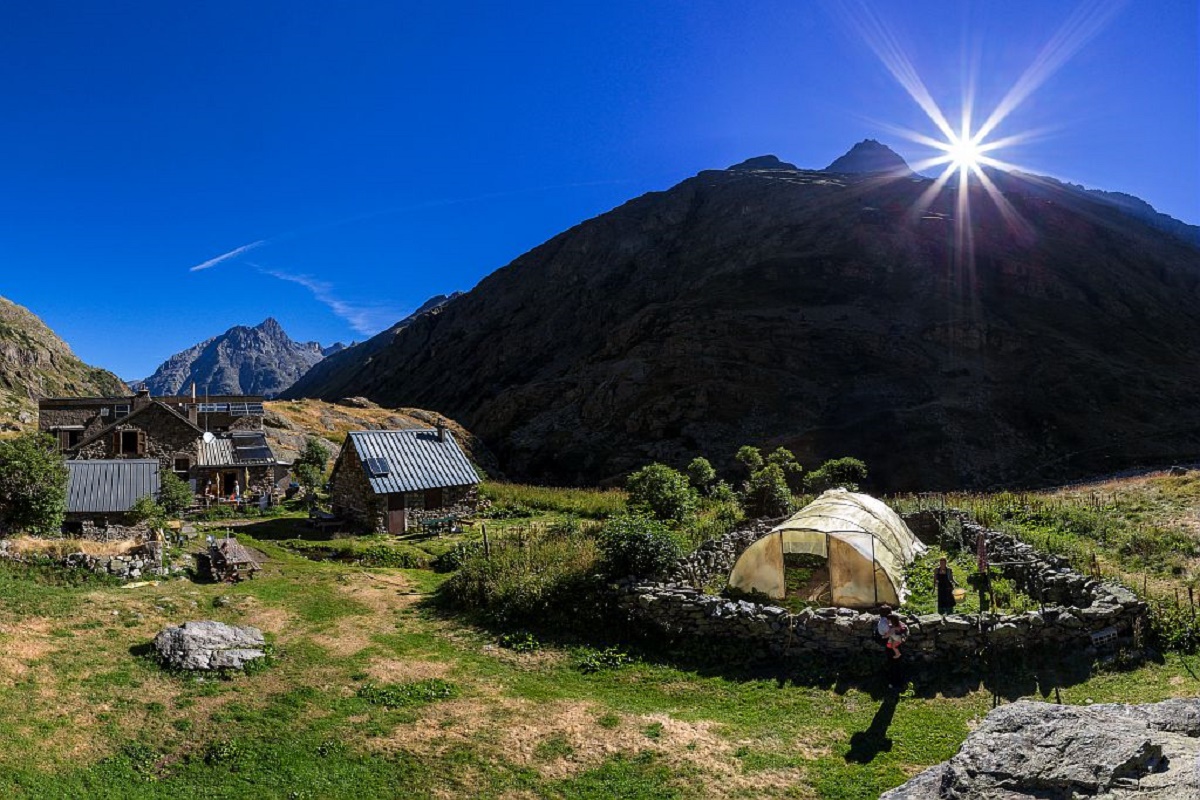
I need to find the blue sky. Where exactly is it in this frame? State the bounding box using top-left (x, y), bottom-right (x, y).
top-left (1, 1), bottom-right (1196, 380)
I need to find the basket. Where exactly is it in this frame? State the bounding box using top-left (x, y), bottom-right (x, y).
top-left (952, 588), bottom-right (967, 602)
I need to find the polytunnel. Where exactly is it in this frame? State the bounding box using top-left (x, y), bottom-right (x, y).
top-left (727, 489), bottom-right (926, 608)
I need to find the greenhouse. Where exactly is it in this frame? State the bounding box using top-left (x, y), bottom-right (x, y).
top-left (727, 489), bottom-right (926, 608)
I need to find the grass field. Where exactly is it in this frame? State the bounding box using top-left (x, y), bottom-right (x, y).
top-left (2, 475), bottom-right (1200, 797)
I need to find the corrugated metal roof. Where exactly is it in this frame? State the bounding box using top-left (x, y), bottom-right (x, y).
top-left (198, 432), bottom-right (277, 467)
top-left (66, 460), bottom-right (161, 514)
top-left (348, 430), bottom-right (478, 494)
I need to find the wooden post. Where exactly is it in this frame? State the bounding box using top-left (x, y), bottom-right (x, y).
top-left (482, 524), bottom-right (491, 560)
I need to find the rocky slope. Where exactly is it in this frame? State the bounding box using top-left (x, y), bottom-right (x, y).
top-left (286, 294), bottom-right (459, 402)
top-left (261, 397), bottom-right (496, 475)
top-left (281, 143), bottom-right (1200, 490)
top-left (883, 698), bottom-right (1200, 798)
top-left (0, 295), bottom-right (127, 432)
top-left (139, 318), bottom-right (343, 398)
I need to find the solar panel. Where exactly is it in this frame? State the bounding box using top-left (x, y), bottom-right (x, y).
top-left (364, 457), bottom-right (390, 477)
top-left (236, 446), bottom-right (275, 462)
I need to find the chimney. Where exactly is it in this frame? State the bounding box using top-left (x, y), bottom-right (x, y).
top-left (133, 388), bottom-right (152, 410)
top-left (435, 420), bottom-right (447, 443)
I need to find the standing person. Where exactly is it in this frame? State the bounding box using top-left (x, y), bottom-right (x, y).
top-left (885, 613), bottom-right (909, 689)
top-left (935, 557), bottom-right (957, 615)
top-left (874, 604), bottom-right (893, 644)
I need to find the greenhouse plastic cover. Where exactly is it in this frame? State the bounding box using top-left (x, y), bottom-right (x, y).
top-left (727, 489), bottom-right (926, 608)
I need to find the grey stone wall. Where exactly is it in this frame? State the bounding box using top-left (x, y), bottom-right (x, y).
top-left (330, 444), bottom-right (478, 533)
top-left (613, 514), bottom-right (1148, 665)
top-left (73, 403), bottom-right (201, 478)
top-left (0, 539), bottom-right (175, 581)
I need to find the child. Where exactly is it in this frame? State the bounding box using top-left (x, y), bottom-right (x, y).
top-left (885, 613), bottom-right (908, 659)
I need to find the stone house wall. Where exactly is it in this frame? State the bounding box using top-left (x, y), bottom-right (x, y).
top-left (73, 404), bottom-right (201, 478)
top-left (613, 514), bottom-right (1148, 665)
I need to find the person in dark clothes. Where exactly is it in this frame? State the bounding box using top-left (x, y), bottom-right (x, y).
top-left (935, 557), bottom-right (957, 615)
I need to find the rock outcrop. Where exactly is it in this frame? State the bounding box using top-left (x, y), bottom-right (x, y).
top-left (278, 144), bottom-right (1200, 490)
top-left (138, 318), bottom-right (343, 398)
top-left (883, 698), bottom-right (1200, 799)
top-left (0, 295), bottom-right (128, 431)
top-left (152, 621), bottom-right (267, 671)
top-left (823, 138), bottom-right (913, 175)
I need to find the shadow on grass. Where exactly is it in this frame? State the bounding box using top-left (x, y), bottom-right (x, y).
top-left (845, 691), bottom-right (898, 763)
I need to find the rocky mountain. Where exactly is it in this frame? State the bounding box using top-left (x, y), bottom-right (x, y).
top-left (139, 318), bottom-right (343, 398)
top-left (824, 138), bottom-right (913, 175)
top-left (0, 295), bottom-right (128, 430)
top-left (281, 142), bottom-right (1200, 490)
top-left (286, 293), bottom-right (460, 401)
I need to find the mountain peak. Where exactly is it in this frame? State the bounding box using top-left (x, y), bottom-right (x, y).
top-left (727, 155), bottom-right (799, 172)
top-left (255, 317), bottom-right (284, 335)
top-left (824, 139), bottom-right (912, 176)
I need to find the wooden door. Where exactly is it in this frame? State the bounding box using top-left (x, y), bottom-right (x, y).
top-left (387, 493), bottom-right (407, 534)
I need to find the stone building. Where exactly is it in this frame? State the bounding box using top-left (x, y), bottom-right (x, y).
top-left (39, 390), bottom-right (283, 497)
top-left (329, 426), bottom-right (479, 534)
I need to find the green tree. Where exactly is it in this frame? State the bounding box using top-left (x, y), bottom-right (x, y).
top-left (765, 446), bottom-right (804, 491)
top-left (735, 446), bottom-right (763, 475)
top-left (296, 437), bottom-right (331, 472)
top-left (742, 464), bottom-right (793, 518)
top-left (157, 470), bottom-right (193, 516)
top-left (685, 457), bottom-right (716, 495)
top-left (625, 463), bottom-right (698, 524)
top-left (127, 495), bottom-right (165, 528)
top-left (804, 457), bottom-right (869, 493)
top-left (294, 463), bottom-right (325, 508)
top-left (0, 433), bottom-right (69, 535)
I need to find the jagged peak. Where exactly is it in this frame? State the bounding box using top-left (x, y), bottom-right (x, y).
top-left (823, 139), bottom-right (912, 176)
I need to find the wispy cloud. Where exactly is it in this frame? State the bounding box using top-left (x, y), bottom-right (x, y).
top-left (188, 240), bottom-right (267, 272)
top-left (255, 266), bottom-right (405, 336)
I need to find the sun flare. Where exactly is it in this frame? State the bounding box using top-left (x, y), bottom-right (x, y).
top-left (946, 133), bottom-right (981, 171)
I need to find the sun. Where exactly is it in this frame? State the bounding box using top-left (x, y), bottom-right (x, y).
top-left (946, 132), bottom-right (982, 172)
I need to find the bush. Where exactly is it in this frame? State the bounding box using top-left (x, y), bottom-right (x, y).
top-left (440, 534), bottom-right (601, 628)
top-left (735, 446), bottom-right (763, 475)
top-left (157, 471), bottom-right (194, 516)
top-left (742, 464), bottom-right (793, 518)
top-left (0, 433), bottom-right (68, 535)
top-left (432, 540), bottom-right (484, 572)
top-left (805, 457), bottom-right (868, 493)
top-left (765, 447), bottom-right (804, 491)
top-left (127, 495), bottom-right (165, 527)
top-left (596, 514), bottom-right (684, 578)
top-left (685, 457), bottom-right (716, 495)
top-left (625, 463), bottom-right (697, 523)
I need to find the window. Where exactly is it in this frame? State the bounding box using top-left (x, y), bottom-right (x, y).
top-left (173, 457), bottom-right (190, 479)
top-left (57, 429), bottom-right (83, 452)
top-left (114, 404), bottom-right (130, 418)
top-left (119, 430), bottom-right (144, 456)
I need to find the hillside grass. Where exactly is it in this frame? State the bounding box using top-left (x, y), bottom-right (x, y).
top-left (4, 469), bottom-right (1200, 796)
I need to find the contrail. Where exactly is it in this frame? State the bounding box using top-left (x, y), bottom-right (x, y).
top-left (188, 240), bottom-right (267, 272)
top-left (185, 180), bottom-right (630, 274)
top-left (254, 265), bottom-right (405, 336)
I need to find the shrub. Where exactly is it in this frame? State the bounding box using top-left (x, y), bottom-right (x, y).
top-left (127, 495), bottom-right (165, 527)
top-left (0, 433), bottom-right (68, 535)
top-left (441, 534), bottom-right (601, 628)
top-left (742, 464), bottom-right (793, 518)
top-left (735, 445), bottom-right (763, 475)
top-left (432, 540), bottom-right (484, 572)
top-left (596, 514), bottom-right (684, 578)
top-left (157, 471), bottom-right (194, 516)
top-left (625, 463), bottom-right (697, 523)
top-left (685, 457), bottom-right (716, 495)
top-left (577, 646), bottom-right (634, 673)
top-left (708, 480), bottom-right (738, 505)
top-left (805, 457), bottom-right (868, 493)
top-left (765, 447), bottom-right (804, 491)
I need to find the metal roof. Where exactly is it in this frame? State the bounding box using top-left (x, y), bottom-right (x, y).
top-left (66, 460), bottom-right (160, 514)
top-left (347, 429), bottom-right (479, 494)
top-left (198, 432), bottom-right (278, 467)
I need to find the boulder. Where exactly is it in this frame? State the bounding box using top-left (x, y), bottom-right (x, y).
top-left (153, 621), bottom-right (267, 671)
top-left (882, 698), bottom-right (1200, 799)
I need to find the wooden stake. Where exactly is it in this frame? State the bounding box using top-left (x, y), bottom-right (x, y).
top-left (482, 524), bottom-right (491, 560)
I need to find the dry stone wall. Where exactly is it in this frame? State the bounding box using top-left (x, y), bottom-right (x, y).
top-left (613, 512), bottom-right (1147, 665)
top-left (0, 539), bottom-right (174, 581)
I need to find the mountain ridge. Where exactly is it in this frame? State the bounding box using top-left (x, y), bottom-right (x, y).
top-left (138, 318), bottom-right (344, 398)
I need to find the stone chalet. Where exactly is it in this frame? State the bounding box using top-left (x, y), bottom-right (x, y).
top-left (38, 390), bottom-right (286, 498)
top-left (329, 426), bottom-right (479, 534)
